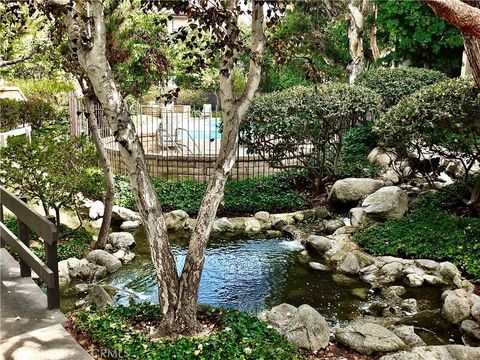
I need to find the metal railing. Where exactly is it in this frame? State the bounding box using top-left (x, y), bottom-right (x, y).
top-left (0, 186), bottom-right (60, 309)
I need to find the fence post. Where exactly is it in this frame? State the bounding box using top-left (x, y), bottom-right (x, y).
top-left (18, 196), bottom-right (31, 277)
top-left (45, 215), bottom-right (60, 309)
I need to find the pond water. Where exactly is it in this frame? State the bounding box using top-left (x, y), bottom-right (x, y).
top-left (62, 227), bottom-right (461, 345)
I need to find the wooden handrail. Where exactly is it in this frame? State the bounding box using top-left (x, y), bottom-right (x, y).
top-left (0, 186), bottom-right (60, 309)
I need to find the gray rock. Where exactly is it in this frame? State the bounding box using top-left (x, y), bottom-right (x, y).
top-left (438, 261), bottom-right (460, 281)
top-left (390, 326), bottom-right (426, 348)
top-left (270, 214), bottom-right (295, 229)
top-left (443, 289), bottom-right (472, 324)
top-left (112, 205), bottom-right (141, 222)
top-left (423, 274), bottom-right (447, 286)
top-left (333, 226), bottom-right (356, 236)
top-left (351, 288), bottom-right (369, 300)
top-left (362, 186), bottom-right (408, 220)
top-left (382, 286), bottom-right (406, 299)
top-left (86, 250), bottom-right (122, 273)
top-left (74, 283), bottom-right (90, 294)
top-left (108, 232), bottom-right (135, 250)
top-left (405, 273), bottom-right (424, 287)
top-left (306, 235), bottom-right (332, 254)
top-left (58, 259), bottom-right (70, 284)
top-left (328, 178), bottom-right (384, 205)
top-left (245, 218), bottom-right (262, 234)
top-left (165, 210), bottom-right (189, 230)
top-left (415, 259), bottom-right (440, 271)
top-left (460, 319), bottom-right (480, 341)
top-left (309, 262), bottom-right (330, 272)
top-left (350, 207), bottom-right (367, 227)
top-left (120, 220), bottom-right (141, 230)
top-left (324, 219), bottom-right (345, 234)
top-left (337, 252), bottom-right (360, 275)
top-left (335, 322), bottom-right (405, 355)
top-left (379, 345), bottom-right (480, 360)
top-left (89, 200), bottom-right (104, 220)
top-left (90, 285), bottom-right (115, 309)
top-left (212, 217), bottom-right (235, 232)
top-left (259, 303), bottom-right (330, 351)
top-left (368, 148), bottom-right (396, 167)
top-left (471, 301), bottom-right (480, 322)
top-left (254, 211), bottom-right (270, 222)
top-left (380, 262), bottom-right (405, 280)
top-left (401, 298), bottom-right (417, 314)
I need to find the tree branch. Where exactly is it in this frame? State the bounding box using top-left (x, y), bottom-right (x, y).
top-left (424, 0), bottom-right (480, 38)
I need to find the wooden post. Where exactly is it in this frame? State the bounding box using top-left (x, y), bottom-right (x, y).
top-left (45, 215), bottom-right (60, 309)
top-left (18, 196), bottom-right (30, 277)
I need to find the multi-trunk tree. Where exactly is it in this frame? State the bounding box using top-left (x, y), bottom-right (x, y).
top-left (38, 0), bottom-right (277, 336)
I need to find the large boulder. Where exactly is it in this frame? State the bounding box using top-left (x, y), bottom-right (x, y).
top-left (306, 235), bottom-right (332, 254)
top-left (258, 303), bottom-right (330, 351)
top-left (86, 250), bottom-right (122, 273)
top-left (64, 257), bottom-right (107, 281)
top-left (120, 220), bottom-right (141, 231)
top-left (368, 148), bottom-right (397, 167)
top-left (379, 345), bottom-right (480, 360)
top-left (58, 259), bottom-right (70, 284)
top-left (350, 207), bottom-right (367, 227)
top-left (442, 289), bottom-right (471, 324)
top-left (324, 219), bottom-right (345, 234)
top-left (112, 205), bottom-right (141, 222)
top-left (165, 210), bottom-right (189, 230)
top-left (460, 319), bottom-right (480, 343)
top-left (89, 285), bottom-right (115, 309)
top-left (108, 232), bottom-right (135, 250)
top-left (212, 217), bottom-right (235, 233)
top-left (89, 200), bottom-right (105, 220)
top-left (337, 252), bottom-right (361, 275)
top-left (328, 178), bottom-right (384, 205)
top-left (335, 322), bottom-right (405, 354)
top-left (362, 186), bottom-right (408, 220)
top-left (389, 326), bottom-right (426, 348)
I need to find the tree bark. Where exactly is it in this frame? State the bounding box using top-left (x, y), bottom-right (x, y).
top-left (462, 0), bottom-right (480, 87)
top-left (370, 4), bottom-right (381, 60)
top-left (85, 97), bottom-right (115, 249)
top-left (347, 0), bottom-right (368, 84)
top-left (58, 0), bottom-right (181, 325)
top-left (425, 0), bottom-right (480, 38)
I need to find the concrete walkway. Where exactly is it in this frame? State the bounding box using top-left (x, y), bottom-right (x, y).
top-left (0, 248), bottom-right (93, 360)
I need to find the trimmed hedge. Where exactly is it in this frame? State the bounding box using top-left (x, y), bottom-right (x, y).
top-left (74, 304), bottom-right (300, 359)
top-left (113, 172), bottom-right (311, 216)
top-left (357, 67), bottom-right (448, 108)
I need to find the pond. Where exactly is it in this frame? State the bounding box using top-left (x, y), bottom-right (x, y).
top-left (62, 227), bottom-right (461, 345)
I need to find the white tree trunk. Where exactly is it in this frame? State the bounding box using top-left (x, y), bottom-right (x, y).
top-left (347, 1), bottom-right (368, 84)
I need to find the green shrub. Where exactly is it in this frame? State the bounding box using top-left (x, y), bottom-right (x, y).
top-left (338, 122), bottom-right (380, 178)
top-left (3, 216), bottom-right (93, 262)
top-left (242, 83), bottom-right (381, 188)
top-left (355, 183), bottom-right (480, 279)
top-left (0, 98), bottom-right (62, 130)
top-left (74, 304), bottom-right (300, 360)
top-left (176, 89), bottom-right (206, 108)
top-left (114, 172), bottom-right (310, 216)
top-left (357, 67), bottom-right (448, 108)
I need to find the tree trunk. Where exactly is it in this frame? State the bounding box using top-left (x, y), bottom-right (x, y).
top-left (347, 1), bottom-right (368, 84)
top-left (462, 0), bottom-right (480, 87)
top-left (85, 97), bottom-right (115, 249)
top-left (370, 4), bottom-right (381, 60)
top-left (425, 0), bottom-right (480, 38)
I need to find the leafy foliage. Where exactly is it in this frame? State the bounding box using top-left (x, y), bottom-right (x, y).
top-left (374, 77), bottom-right (480, 200)
top-left (74, 304), bottom-right (300, 360)
top-left (0, 134), bottom-right (98, 224)
top-left (3, 216), bottom-right (93, 262)
top-left (355, 184), bottom-right (480, 278)
top-left (113, 173), bottom-right (310, 216)
top-left (242, 83), bottom-right (381, 187)
top-left (374, 0), bottom-right (464, 76)
top-left (338, 122), bottom-right (380, 178)
top-left (0, 98), bottom-right (62, 131)
top-left (357, 67), bottom-right (448, 108)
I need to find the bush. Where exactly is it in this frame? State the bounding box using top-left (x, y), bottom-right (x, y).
top-left (14, 79), bottom-right (74, 108)
top-left (0, 98), bottom-right (62, 130)
top-left (74, 304), bottom-right (300, 360)
top-left (338, 122), bottom-right (380, 178)
top-left (374, 77), bottom-right (480, 205)
top-left (176, 89), bottom-right (206, 108)
top-left (357, 67), bottom-right (448, 108)
top-left (242, 83), bottom-right (381, 189)
top-left (114, 172), bottom-right (310, 216)
top-left (4, 217), bottom-right (93, 262)
top-left (354, 183), bottom-right (480, 279)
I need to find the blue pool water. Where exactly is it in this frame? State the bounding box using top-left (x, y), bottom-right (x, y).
top-left (180, 120), bottom-right (221, 141)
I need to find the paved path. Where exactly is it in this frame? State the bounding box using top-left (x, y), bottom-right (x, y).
top-left (0, 248), bottom-right (93, 360)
